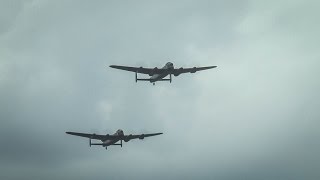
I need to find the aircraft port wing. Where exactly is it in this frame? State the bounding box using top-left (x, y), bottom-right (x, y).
top-left (66, 132), bottom-right (117, 140)
top-left (109, 65), bottom-right (165, 74)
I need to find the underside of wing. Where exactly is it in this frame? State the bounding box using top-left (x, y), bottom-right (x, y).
top-left (109, 65), bottom-right (150, 74)
top-left (109, 65), bottom-right (165, 75)
top-left (66, 132), bottom-right (115, 140)
top-left (172, 66), bottom-right (217, 76)
top-left (124, 133), bottom-right (163, 141)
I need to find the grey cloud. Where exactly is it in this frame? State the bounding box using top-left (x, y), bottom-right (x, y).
top-left (0, 0), bottom-right (30, 35)
top-left (0, 0), bottom-right (319, 179)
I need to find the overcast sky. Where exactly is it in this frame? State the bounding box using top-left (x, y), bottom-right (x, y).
top-left (0, 0), bottom-right (319, 179)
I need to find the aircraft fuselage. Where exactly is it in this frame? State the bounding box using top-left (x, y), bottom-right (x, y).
top-left (102, 129), bottom-right (124, 147)
top-left (150, 62), bottom-right (174, 83)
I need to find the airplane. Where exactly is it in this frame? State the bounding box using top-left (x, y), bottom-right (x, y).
top-left (66, 129), bottom-right (163, 150)
top-left (109, 62), bottom-right (217, 85)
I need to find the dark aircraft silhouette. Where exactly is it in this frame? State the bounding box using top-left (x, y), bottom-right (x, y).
top-left (66, 129), bottom-right (163, 150)
top-left (109, 62), bottom-right (217, 85)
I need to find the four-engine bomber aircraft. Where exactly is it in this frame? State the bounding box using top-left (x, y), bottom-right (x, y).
top-left (110, 62), bottom-right (217, 85)
top-left (66, 129), bottom-right (163, 150)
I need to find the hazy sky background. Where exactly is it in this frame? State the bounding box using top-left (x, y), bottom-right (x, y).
top-left (0, 0), bottom-right (319, 179)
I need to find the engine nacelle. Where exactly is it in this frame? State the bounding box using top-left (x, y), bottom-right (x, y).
top-left (148, 67), bottom-right (158, 76)
top-left (139, 134), bottom-right (145, 140)
top-left (124, 134), bottom-right (133, 142)
top-left (174, 67), bottom-right (183, 76)
top-left (190, 67), bottom-right (197, 73)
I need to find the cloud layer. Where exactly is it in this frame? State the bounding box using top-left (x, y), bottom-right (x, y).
top-left (0, 0), bottom-right (319, 179)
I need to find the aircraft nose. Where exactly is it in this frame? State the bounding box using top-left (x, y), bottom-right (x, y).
top-left (118, 129), bottom-right (124, 135)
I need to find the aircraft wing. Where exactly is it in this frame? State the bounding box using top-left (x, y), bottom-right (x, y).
top-left (124, 133), bottom-right (163, 140)
top-left (109, 65), bottom-right (165, 75)
top-left (66, 132), bottom-right (117, 140)
top-left (173, 66), bottom-right (217, 75)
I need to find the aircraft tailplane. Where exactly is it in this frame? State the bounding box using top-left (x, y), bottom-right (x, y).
top-left (136, 78), bottom-right (151, 81)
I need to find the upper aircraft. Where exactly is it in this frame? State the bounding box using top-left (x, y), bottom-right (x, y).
top-left (66, 129), bottom-right (163, 150)
top-left (109, 62), bottom-right (217, 85)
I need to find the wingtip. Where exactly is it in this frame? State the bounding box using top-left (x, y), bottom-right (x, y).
top-left (205, 66), bottom-right (217, 69)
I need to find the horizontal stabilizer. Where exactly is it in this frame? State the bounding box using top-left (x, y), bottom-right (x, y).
top-left (156, 79), bottom-right (171, 81)
top-left (137, 78), bottom-right (171, 82)
top-left (136, 78), bottom-right (151, 81)
top-left (90, 143), bottom-right (104, 146)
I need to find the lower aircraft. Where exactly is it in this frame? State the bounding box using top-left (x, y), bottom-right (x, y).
top-left (109, 62), bottom-right (217, 85)
top-left (66, 129), bottom-right (163, 150)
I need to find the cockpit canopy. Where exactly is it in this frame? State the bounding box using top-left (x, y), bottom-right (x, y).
top-left (117, 129), bottom-right (124, 135)
top-left (166, 62), bottom-right (174, 69)
top-left (166, 62), bottom-right (173, 66)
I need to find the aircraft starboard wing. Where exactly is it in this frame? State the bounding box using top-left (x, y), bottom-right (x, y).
top-left (123, 133), bottom-right (163, 140)
top-left (66, 132), bottom-right (117, 140)
top-left (173, 66), bottom-right (217, 75)
top-left (109, 65), bottom-right (165, 74)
